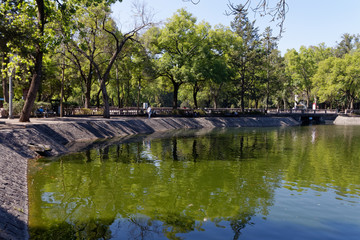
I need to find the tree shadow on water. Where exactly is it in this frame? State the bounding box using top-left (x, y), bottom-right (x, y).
top-left (29, 218), bottom-right (113, 240)
top-left (29, 217), bottom-right (164, 240)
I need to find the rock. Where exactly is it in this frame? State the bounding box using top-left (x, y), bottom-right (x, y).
top-left (28, 143), bottom-right (52, 155)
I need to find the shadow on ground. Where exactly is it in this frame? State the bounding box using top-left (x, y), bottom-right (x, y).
top-left (0, 206), bottom-right (28, 240)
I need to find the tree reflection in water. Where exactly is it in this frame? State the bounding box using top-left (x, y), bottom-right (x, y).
top-left (28, 126), bottom-right (360, 239)
top-left (125, 215), bottom-right (163, 240)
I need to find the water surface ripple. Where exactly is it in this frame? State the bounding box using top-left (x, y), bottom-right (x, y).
top-left (28, 125), bottom-right (360, 239)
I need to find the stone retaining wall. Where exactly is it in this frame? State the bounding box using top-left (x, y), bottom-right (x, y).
top-left (0, 116), bottom-right (299, 239)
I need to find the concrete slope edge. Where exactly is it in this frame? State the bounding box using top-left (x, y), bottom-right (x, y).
top-left (0, 116), bottom-right (299, 240)
top-left (333, 115), bottom-right (360, 125)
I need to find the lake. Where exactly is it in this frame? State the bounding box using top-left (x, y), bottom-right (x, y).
top-left (28, 125), bottom-right (360, 239)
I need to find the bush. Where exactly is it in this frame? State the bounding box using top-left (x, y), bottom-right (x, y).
top-left (75, 108), bottom-right (92, 115)
top-left (171, 109), bottom-right (190, 116)
top-left (4, 100), bottom-right (53, 116)
top-left (74, 108), bottom-right (104, 115)
top-left (93, 108), bottom-right (104, 115)
top-left (3, 99), bottom-right (24, 116)
top-left (194, 109), bottom-right (206, 116)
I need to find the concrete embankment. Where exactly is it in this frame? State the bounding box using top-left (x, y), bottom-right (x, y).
top-left (333, 115), bottom-right (360, 125)
top-left (0, 116), bottom-right (299, 239)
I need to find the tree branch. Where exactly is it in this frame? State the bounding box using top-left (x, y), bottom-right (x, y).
top-left (182, 0), bottom-right (200, 4)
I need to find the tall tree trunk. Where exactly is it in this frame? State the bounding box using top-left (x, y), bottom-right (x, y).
top-left (60, 55), bottom-right (65, 117)
top-left (240, 75), bottom-right (245, 112)
top-left (266, 70), bottom-right (269, 110)
top-left (137, 78), bottom-right (141, 115)
top-left (96, 88), bottom-right (101, 108)
top-left (125, 78), bottom-right (130, 107)
top-left (37, 80), bottom-right (42, 101)
top-left (100, 78), bottom-right (110, 118)
top-left (84, 65), bottom-right (93, 108)
top-left (306, 88), bottom-right (310, 108)
top-left (19, 0), bottom-right (44, 122)
top-left (84, 80), bottom-right (92, 108)
top-left (193, 83), bottom-right (199, 109)
top-left (20, 51), bottom-right (43, 122)
top-left (1, 54), bottom-right (9, 103)
top-left (116, 66), bottom-right (121, 108)
top-left (172, 81), bottom-right (181, 109)
top-left (283, 97), bottom-right (287, 109)
top-left (213, 96), bottom-right (218, 109)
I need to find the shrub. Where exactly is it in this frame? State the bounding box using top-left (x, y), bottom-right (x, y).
top-left (93, 108), bottom-right (104, 115)
top-left (3, 99), bottom-right (24, 116)
top-left (194, 109), bottom-right (206, 116)
top-left (4, 100), bottom-right (55, 116)
top-left (75, 108), bottom-right (92, 115)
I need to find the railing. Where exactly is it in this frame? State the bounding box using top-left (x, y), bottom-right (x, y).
top-left (0, 106), bottom-right (342, 119)
top-left (64, 107), bottom-right (174, 116)
top-left (63, 107), bottom-right (266, 117)
top-left (48, 107), bottom-right (341, 117)
top-left (267, 109), bottom-right (338, 115)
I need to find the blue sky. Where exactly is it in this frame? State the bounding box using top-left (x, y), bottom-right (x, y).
top-left (112, 0), bottom-right (360, 54)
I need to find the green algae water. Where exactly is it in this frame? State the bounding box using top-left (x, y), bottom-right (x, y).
top-left (28, 125), bottom-right (360, 240)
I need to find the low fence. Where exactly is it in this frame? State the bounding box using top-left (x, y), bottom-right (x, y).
top-left (63, 107), bottom-right (266, 117)
top-left (66, 107), bottom-right (173, 116)
top-left (64, 107), bottom-right (340, 117)
top-left (0, 106), bottom-right (342, 119)
top-left (267, 109), bottom-right (339, 115)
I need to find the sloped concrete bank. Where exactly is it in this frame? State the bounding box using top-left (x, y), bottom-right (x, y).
top-left (0, 116), bottom-right (299, 239)
top-left (334, 115), bottom-right (360, 125)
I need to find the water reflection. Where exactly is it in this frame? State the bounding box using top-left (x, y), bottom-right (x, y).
top-left (28, 126), bottom-right (360, 239)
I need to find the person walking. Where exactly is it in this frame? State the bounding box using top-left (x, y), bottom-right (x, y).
top-left (147, 105), bottom-right (152, 119)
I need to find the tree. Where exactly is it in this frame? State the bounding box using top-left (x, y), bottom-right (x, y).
top-left (335, 33), bottom-right (360, 58)
top-left (261, 27), bottom-right (278, 109)
top-left (71, 1), bottom-right (151, 118)
top-left (269, 49), bottom-right (293, 108)
top-left (18, 0), bottom-right (45, 122)
top-left (197, 25), bottom-right (239, 109)
top-left (108, 41), bottom-right (155, 110)
top-left (66, 33), bottom-right (95, 109)
top-left (230, 5), bottom-right (262, 111)
top-left (285, 44), bottom-right (333, 108)
top-left (146, 9), bottom-right (207, 109)
top-left (182, 22), bottom-right (221, 109)
top-left (1, 0), bottom-right (125, 121)
top-left (313, 52), bottom-right (360, 109)
top-left (284, 47), bottom-right (316, 107)
top-left (1, 1), bottom-right (34, 103)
